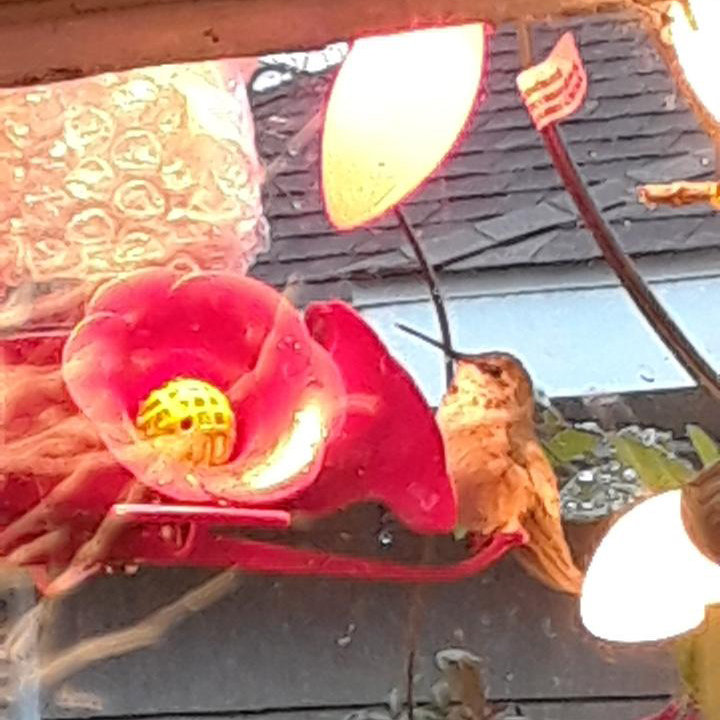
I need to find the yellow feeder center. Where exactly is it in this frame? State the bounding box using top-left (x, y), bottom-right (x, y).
top-left (136, 378), bottom-right (236, 467)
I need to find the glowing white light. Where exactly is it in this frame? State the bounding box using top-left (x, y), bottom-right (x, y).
top-left (241, 403), bottom-right (327, 491)
top-left (669, 0), bottom-right (720, 122)
top-left (581, 490), bottom-right (720, 643)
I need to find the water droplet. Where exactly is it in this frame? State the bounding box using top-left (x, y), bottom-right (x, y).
top-left (622, 467), bottom-right (638, 482)
top-left (336, 622), bottom-right (356, 647)
top-left (610, 498), bottom-right (626, 512)
top-left (638, 365), bottom-right (655, 383)
top-left (480, 613), bottom-right (492, 627)
top-left (542, 617), bottom-right (558, 639)
top-left (640, 428), bottom-right (657, 447)
top-left (577, 469), bottom-right (595, 485)
top-left (387, 688), bottom-right (402, 716)
top-left (504, 672), bottom-right (514, 683)
top-left (377, 528), bottom-right (393, 548)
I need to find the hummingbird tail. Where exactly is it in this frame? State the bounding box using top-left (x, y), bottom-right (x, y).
top-left (513, 508), bottom-right (584, 596)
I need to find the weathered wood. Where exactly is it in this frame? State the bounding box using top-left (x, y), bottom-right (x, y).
top-left (51, 699), bottom-right (670, 720)
top-left (0, 0), bottom-right (659, 89)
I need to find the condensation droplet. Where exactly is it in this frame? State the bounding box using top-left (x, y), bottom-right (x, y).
top-left (640, 428), bottom-right (657, 447)
top-left (638, 365), bottom-right (655, 383)
top-left (336, 622), bottom-right (356, 648)
top-left (577, 469), bottom-right (595, 485)
top-left (377, 528), bottom-right (393, 548)
top-left (542, 617), bottom-right (558, 639)
top-left (622, 467), bottom-right (638, 482)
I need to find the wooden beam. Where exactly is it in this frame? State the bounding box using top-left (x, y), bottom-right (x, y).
top-left (0, 0), bottom-right (659, 89)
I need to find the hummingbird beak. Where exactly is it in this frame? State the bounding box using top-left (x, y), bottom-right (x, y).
top-left (395, 323), bottom-right (465, 360)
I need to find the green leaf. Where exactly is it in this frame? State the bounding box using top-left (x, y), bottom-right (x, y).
top-left (612, 436), bottom-right (692, 491)
top-left (687, 424), bottom-right (720, 469)
top-left (544, 428), bottom-right (599, 463)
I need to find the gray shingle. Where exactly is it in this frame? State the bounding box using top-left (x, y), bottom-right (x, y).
top-left (474, 202), bottom-right (575, 242)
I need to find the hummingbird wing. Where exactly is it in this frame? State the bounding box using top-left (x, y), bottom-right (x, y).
top-left (512, 438), bottom-right (583, 595)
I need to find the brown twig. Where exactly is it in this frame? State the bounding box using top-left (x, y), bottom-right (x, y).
top-left (265, 109), bottom-right (324, 182)
top-left (38, 569), bottom-right (241, 689)
top-left (0, 451), bottom-right (115, 552)
top-left (0, 284), bottom-right (88, 332)
top-left (44, 482), bottom-right (146, 597)
top-left (6, 529), bottom-right (69, 566)
top-left (637, 180), bottom-right (720, 210)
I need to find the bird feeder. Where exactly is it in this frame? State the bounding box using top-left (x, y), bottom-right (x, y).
top-left (1, 269), bottom-right (523, 597)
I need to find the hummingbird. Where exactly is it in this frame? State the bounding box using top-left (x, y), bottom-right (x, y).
top-left (397, 323), bottom-right (583, 596)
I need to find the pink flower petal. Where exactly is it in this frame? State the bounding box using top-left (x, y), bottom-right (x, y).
top-left (85, 271), bottom-right (283, 414)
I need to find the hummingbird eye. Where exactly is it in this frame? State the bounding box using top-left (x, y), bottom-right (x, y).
top-left (479, 362), bottom-right (502, 379)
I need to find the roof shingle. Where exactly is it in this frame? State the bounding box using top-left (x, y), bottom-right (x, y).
top-left (250, 14), bottom-right (719, 290)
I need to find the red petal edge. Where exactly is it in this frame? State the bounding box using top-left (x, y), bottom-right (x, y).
top-left (297, 301), bottom-right (457, 534)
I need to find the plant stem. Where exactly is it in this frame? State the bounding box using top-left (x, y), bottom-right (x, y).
top-left (396, 207), bottom-right (454, 389)
top-left (541, 123), bottom-right (720, 403)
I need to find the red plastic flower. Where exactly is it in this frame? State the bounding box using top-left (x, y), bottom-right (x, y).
top-left (62, 270), bottom-right (456, 534)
